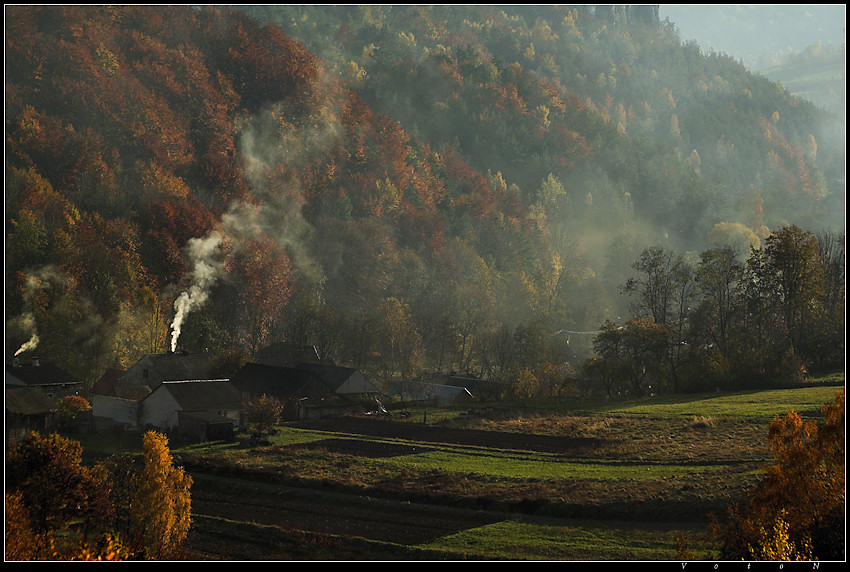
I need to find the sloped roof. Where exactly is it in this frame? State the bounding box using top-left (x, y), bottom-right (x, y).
top-left (6, 386), bottom-right (58, 415)
top-left (112, 385), bottom-right (151, 401)
top-left (231, 363), bottom-right (330, 399)
top-left (140, 352), bottom-right (213, 381)
top-left (294, 363), bottom-right (362, 391)
top-left (433, 373), bottom-right (488, 391)
top-left (90, 368), bottom-right (125, 395)
top-left (152, 380), bottom-right (244, 411)
top-left (6, 361), bottom-right (80, 387)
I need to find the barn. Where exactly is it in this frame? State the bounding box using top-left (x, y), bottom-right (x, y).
top-left (231, 362), bottom-right (338, 420)
top-left (139, 379), bottom-right (246, 441)
top-left (6, 386), bottom-right (58, 443)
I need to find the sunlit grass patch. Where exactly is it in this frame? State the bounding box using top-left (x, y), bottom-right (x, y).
top-left (594, 386), bottom-right (843, 420)
top-left (420, 518), bottom-right (712, 561)
top-left (379, 449), bottom-right (716, 481)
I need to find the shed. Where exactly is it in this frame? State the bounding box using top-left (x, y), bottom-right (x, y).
top-left (91, 393), bottom-right (142, 431)
top-left (6, 386), bottom-right (58, 442)
top-left (140, 380), bottom-right (245, 440)
top-left (295, 394), bottom-right (360, 420)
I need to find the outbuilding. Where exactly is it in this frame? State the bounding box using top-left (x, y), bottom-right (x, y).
top-left (139, 379), bottom-right (245, 440)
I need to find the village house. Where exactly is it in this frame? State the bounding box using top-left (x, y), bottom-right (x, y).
top-left (6, 356), bottom-right (83, 399)
top-left (139, 379), bottom-right (246, 441)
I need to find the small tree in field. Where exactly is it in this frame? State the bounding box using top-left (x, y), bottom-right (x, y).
top-left (249, 393), bottom-right (285, 435)
top-left (129, 431), bottom-right (192, 560)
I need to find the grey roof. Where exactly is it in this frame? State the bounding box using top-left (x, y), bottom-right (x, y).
top-left (6, 361), bottom-right (80, 388)
top-left (231, 363), bottom-right (332, 400)
top-left (152, 380), bottom-right (244, 411)
top-left (6, 386), bottom-right (58, 415)
top-left (89, 368), bottom-right (124, 395)
top-left (294, 363), bottom-right (361, 392)
top-left (143, 352), bottom-right (213, 381)
top-left (112, 385), bottom-right (151, 401)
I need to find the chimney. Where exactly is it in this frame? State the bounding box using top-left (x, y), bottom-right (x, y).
top-left (31, 357), bottom-right (40, 367)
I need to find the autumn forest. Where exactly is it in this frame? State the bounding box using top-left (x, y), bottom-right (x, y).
top-left (4, 5), bottom-right (845, 396)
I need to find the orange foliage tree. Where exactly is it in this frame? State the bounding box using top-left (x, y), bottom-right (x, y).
top-left (710, 390), bottom-right (845, 560)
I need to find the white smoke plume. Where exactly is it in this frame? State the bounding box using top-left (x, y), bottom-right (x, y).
top-left (8, 267), bottom-right (63, 357)
top-left (169, 230), bottom-right (225, 352)
top-left (13, 313), bottom-right (40, 356)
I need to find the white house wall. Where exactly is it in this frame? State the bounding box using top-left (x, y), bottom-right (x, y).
top-left (338, 371), bottom-right (375, 394)
top-left (140, 388), bottom-right (181, 431)
top-left (91, 394), bottom-right (140, 428)
top-left (122, 355), bottom-right (156, 387)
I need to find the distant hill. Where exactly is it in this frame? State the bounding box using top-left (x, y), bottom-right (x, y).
top-left (5, 5), bottom-right (845, 386)
top-left (760, 41), bottom-right (846, 119)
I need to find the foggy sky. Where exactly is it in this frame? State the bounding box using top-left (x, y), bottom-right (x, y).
top-left (659, 4), bottom-right (846, 70)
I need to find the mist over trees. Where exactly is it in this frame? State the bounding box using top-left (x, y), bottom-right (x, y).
top-left (5, 6), bottom-right (844, 394)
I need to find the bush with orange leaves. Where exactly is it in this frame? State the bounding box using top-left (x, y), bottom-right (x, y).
top-left (710, 390), bottom-right (845, 561)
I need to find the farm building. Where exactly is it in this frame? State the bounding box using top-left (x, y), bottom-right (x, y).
top-left (389, 380), bottom-right (474, 407)
top-left (294, 394), bottom-right (361, 420)
top-left (90, 368), bottom-right (152, 431)
top-left (294, 363), bottom-right (377, 398)
top-left (6, 357), bottom-right (83, 399)
top-left (139, 379), bottom-right (246, 441)
top-left (6, 386), bottom-right (58, 443)
top-left (231, 362), bottom-right (338, 420)
top-left (120, 351), bottom-right (213, 391)
top-left (91, 392), bottom-right (145, 432)
top-left (432, 372), bottom-right (489, 394)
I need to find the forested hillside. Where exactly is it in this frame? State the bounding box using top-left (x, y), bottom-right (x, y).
top-left (5, 6), bottom-right (844, 391)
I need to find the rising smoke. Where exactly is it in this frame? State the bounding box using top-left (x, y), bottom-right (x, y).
top-left (13, 314), bottom-right (39, 356)
top-left (169, 231), bottom-right (225, 351)
top-left (8, 267), bottom-right (64, 357)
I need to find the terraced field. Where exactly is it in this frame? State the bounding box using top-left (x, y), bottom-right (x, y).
top-left (179, 384), bottom-right (844, 560)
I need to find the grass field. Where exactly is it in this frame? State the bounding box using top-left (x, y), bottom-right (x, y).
top-left (419, 518), bottom-right (707, 561)
top-left (169, 380), bottom-right (843, 560)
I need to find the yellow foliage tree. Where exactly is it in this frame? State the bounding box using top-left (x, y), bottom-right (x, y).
top-left (129, 431), bottom-right (193, 560)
